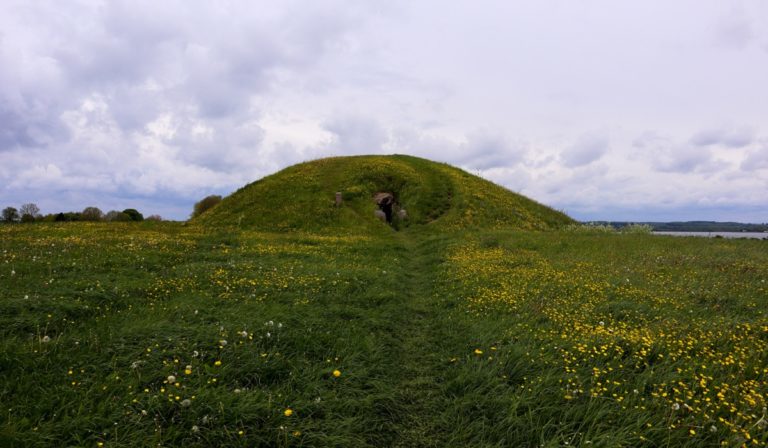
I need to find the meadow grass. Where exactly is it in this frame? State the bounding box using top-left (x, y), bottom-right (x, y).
top-left (1, 222), bottom-right (766, 447)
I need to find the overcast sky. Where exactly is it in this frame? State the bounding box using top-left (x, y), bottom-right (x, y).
top-left (1, 1), bottom-right (767, 222)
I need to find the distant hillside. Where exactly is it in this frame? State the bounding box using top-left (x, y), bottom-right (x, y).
top-left (194, 155), bottom-right (574, 232)
top-left (594, 221), bottom-right (768, 232)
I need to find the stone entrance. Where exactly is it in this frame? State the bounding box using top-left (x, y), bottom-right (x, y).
top-left (374, 192), bottom-right (395, 223)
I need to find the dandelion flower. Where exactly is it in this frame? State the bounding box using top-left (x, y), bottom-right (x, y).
top-left (184, 365), bottom-right (192, 375)
top-left (284, 408), bottom-right (293, 417)
top-left (333, 369), bottom-right (341, 378)
top-left (474, 348), bottom-right (483, 355)
top-left (219, 339), bottom-right (227, 346)
top-left (214, 360), bottom-right (222, 366)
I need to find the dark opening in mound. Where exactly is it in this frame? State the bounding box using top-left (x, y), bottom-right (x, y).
top-left (374, 192), bottom-right (395, 223)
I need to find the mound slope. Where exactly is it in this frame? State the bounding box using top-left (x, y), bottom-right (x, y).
top-left (194, 155), bottom-right (574, 232)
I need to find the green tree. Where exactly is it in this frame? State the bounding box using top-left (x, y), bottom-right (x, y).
top-left (20, 203), bottom-right (41, 221)
top-left (191, 195), bottom-right (223, 218)
top-left (2, 207), bottom-right (19, 223)
top-left (122, 209), bottom-right (144, 222)
top-left (81, 207), bottom-right (104, 221)
top-left (105, 210), bottom-right (132, 222)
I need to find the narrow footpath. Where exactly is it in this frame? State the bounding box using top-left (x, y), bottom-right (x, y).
top-left (376, 231), bottom-right (467, 447)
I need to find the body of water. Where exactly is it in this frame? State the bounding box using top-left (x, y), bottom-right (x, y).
top-left (653, 231), bottom-right (768, 239)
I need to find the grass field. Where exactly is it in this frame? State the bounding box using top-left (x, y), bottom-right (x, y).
top-left (2, 221), bottom-right (766, 447)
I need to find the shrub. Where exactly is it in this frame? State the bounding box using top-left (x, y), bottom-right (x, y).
top-left (191, 195), bottom-right (222, 218)
top-left (620, 224), bottom-right (653, 234)
top-left (562, 223), bottom-right (616, 234)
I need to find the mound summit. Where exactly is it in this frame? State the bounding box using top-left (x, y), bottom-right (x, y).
top-left (195, 155), bottom-right (573, 232)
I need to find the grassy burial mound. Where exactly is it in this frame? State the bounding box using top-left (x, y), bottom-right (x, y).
top-left (194, 155), bottom-right (574, 232)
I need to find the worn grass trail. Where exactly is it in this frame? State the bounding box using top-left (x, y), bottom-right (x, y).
top-left (383, 232), bottom-right (457, 447)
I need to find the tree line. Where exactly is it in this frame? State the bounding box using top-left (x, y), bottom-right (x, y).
top-left (2, 194), bottom-right (224, 224)
top-left (1, 203), bottom-right (161, 223)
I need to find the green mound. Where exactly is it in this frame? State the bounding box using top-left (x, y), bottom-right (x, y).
top-left (194, 155), bottom-right (574, 232)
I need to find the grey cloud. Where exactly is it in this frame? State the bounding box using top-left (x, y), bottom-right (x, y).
top-left (0, 100), bottom-right (70, 151)
top-left (740, 143), bottom-right (768, 171)
top-left (690, 126), bottom-right (754, 148)
top-left (632, 131), bottom-right (667, 149)
top-left (651, 145), bottom-right (723, 173)
top-left (561, 134), bottom-right (608, 168)
top-left (0, 105), bottom-right (40, 150)
top-left (458, 131), bottom-right (527, 170)
top-left (714, 8), bottom-right (755, 49)
top-left (323, 116), bottom-right (389, 153)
